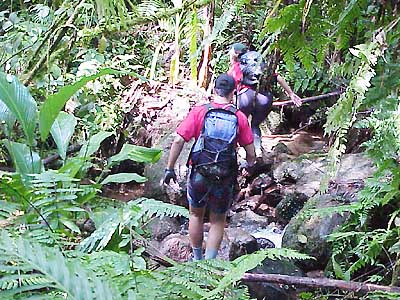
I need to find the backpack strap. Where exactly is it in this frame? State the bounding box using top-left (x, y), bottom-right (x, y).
top-left (221, 103), bottom-right (238, 114)
top-left (207, 102), bottom-right (238, 114)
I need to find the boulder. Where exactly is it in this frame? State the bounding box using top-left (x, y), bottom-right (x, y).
top-left (143, 132), bottom-right (192, 206)
top-left (273, 153), bottom-right (375, 198)
top-left (248, 174), bottom-right (274, 195)
top-left (273, 154), bottom-right (327, 197)
top-left (281, 153), bottom-right (375, 271)
top-left (256, 238), bottom-right (275, 249)
top-left (144, 216), bottom-right (181, 241)
top-left (282, 194), bottom-right (349, 271)
top-left (159, 233), bottom-right (192, 262)
top-left (263, 110), bottom-right (286, 135)
top-left (218, 227), bottom-right (258, 260)
top-left (275, 192), bottom-right (308, 225)
top-left (255, 204), bottom-right (277, 222)
top-left (143, 97), bottom-right (193, 205)
top-left (246, 259), bottom-right (304, 300)
top-left (228, 210), bottom-right (269, 233)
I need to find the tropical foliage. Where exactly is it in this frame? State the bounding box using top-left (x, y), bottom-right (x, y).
top-left (1, 0), bottom-right (400, 299)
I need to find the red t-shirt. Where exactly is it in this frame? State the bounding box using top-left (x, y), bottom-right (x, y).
top-left (177, 102), bottom-right (254, 147)
top-left (228, 62), bottom-right (242, 88)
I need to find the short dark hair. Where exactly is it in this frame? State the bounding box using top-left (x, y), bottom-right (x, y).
top-left (214, 74), bottom-right (235, 98)
top-left (214, 88), bottom-right (233, 98)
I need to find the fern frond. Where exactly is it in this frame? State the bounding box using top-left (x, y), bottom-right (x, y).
top-left (136, 0), bottom-right (165, 18)
top-left (78, 206), bottom-right (124, 252)
top-left (134, 197), bottom-right (189, 219)
top-left (79, 198), bottom-right (187, 252)
top-left (322, 33), bottom-right (387, 190)
top-left (0, 230), bottom-right (119, 300)
top-left (366, 291), bottom-right (400, 300)
top-left (206, 248), bottom-right (311, 298)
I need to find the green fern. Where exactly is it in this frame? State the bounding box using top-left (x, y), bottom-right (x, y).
top-left (322, 32), bottom-right (387, 190)
top-left (29, 170), bottom-right (94, 232)
top-left (365, 291), bottom-right (400, 300)
top-left (79, 198), bottom-right (188, 252)
top-left (133, 197), bottom-right (189, 219)
top-left (0, 230), bottom-right (119, 300)
top-left (206, 248), bottom-right (312, 298)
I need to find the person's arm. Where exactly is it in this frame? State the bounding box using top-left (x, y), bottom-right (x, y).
top-left (276, 75), bottom-right (302, 107)
top-left (243, 143), bottom-right (256, 167)
top-left (167, 134), bottom-right (186, 170)
top-left (163, 134), bottom-right (186, 185)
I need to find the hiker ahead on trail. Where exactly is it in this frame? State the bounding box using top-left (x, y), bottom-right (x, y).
top-left (228, 43), bottom-right (302, 157)
top-left (163, 73), bottom-right (256, 261)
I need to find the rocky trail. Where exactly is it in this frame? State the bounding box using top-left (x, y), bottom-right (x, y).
top-left (100, 80), bottom-right (375, 299)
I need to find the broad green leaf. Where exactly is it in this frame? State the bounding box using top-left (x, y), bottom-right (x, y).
top-left (79, 131), bottom-right (114, 158)
top-left (0, 100), bottom-right (16, 136)
top-left (39, 68), bottom-right (123, 141)
top-left (50, 112), bottom-right (77, 160)
top-left (58, 157), bottom-right (85, 177)
top-left (108, 144), bottom-right (162, 165)
top-left (101, 173), bottom-right (147, 185)
top-left (332, 254), bottom-right (346, 280)
top-left (60, 219), bottom-right (81, 233)
top-left (0, 72), bottom-right (38, 145)
top-left (3, 140), bottom-right (42, 175)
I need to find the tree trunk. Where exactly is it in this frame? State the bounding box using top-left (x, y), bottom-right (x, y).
top-left (197, 0), bottom-right (215, 88)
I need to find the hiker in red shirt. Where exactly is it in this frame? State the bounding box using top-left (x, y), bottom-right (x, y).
top-left (163, 74), bottom-right (256, 261)
top-left (228, 43), bottom-right (247, 88)
top-left (228, 43), bottom-right (302, 156)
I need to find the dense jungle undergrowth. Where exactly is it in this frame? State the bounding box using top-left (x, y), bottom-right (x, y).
top-left (0, 0), bottom-right (399, 299)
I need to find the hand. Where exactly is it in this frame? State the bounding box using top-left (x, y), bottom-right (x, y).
top-left (241, 162), bottom-right (255, 177)
top-left (163, 169), bottom-right (177, 185)
top-left (290, 93), bottom-right (302, 107)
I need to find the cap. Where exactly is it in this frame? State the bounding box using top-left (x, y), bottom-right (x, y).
top-left (215, 74), bottom-right (235, 92)
top-left (231, 43), bottom-right (248, 55)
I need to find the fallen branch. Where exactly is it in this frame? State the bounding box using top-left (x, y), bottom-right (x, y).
top-left (273, 91), bottom-right (342, 107)
top-left (241, 273), bottom-right (400, 295)
top-left (43, 144), bottom-right (82, 165)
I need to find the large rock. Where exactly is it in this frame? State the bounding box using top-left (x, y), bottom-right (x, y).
top-left (246, 259), bottom-right (304, 300)
top-left (273, 154), bottom-right (327, 198)
top-left (218, 227), bottom-right (258, 260)
top-left (275, 192), bottom-right (308, 225)
top-left (159, 233), bottom-right (192, 262)
top-left (143, 132), bottom-right (193, 206)
top-left (144, 216), bottom-right (181, 241)
top-left (273, 153), bottom-right (375, 198)
top-left (282, 194), bottom-right (349, 271)
top-left (229, 210), bottom-right (269, 233)
top-left (142, 96), bottom-right (194, 205)
top-left (281, 153), bottom-right (375, 271)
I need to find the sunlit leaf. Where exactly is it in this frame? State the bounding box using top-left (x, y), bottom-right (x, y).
top-left (50, 112), bottom-right (77, 160)
top-left (101, 173), bottom-right (147, 185)
top-left (3, 140), bottom-right (42, 175)
top-left (39, 68), bottom-right (125, 141)
top-left (108, 144), bottom-right (162, 165)
top-left (79, 131), bottom-right (114, 158)
top-left (0, 72), bottom-right (38, 145)
top-left (0, 100), bottom-right (16, 136)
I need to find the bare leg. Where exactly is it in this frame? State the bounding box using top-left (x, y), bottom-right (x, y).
top-left (189, 206), bottom-right (206, 248)
top-left (205, 211), bottom-right (227, 259)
